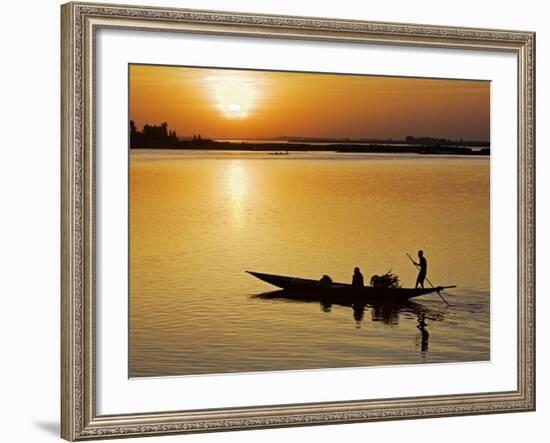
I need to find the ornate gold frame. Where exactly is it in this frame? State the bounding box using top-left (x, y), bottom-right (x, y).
top-left (61, 2), bottom-right (535, 440)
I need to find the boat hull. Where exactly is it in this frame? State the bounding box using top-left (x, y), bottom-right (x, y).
top-left (247, 271), bottom-right (447, 303)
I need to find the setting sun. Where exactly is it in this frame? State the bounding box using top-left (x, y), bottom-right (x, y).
top-left (206, 72), bottom-right (261, 119)
top-left (219, 103), bottom-right (247, 119)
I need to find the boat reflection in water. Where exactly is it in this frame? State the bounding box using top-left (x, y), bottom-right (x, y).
top-left (252, 290), bottom-right (444, 358)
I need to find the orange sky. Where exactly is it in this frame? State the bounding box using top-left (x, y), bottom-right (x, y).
top-left (129, 64), bottom-right (490, 141)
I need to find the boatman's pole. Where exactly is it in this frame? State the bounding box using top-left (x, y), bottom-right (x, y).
top-left (406, 253), bottom-right (450, 306)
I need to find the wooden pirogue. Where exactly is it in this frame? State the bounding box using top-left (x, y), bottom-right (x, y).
top-left (247, 271), bottom-right (456, 303)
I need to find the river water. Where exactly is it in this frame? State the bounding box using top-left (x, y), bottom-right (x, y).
top-left (129, 150), bottom-right (490, 377)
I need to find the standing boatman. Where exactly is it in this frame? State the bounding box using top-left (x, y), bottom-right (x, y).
top-left (413, 250), bottom-right (428, 288)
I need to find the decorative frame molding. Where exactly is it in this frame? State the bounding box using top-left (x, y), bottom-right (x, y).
top-left (61, 2), bottom-right (535, 440)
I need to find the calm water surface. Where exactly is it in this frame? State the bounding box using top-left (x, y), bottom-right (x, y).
top-left (130, 150), bottom-right (490, 377)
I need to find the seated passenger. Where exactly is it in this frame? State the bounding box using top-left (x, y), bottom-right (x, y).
top-left (352, 267), bottom-right (364, 289)
top-left (319, 274), bottom-right (333, 287)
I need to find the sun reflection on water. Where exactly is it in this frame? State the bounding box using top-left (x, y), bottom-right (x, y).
top-left (226, 160), bottom-right (248, 224)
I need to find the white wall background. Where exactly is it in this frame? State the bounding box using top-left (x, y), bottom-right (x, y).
top-left (0, 0), bottom-right (546, 442)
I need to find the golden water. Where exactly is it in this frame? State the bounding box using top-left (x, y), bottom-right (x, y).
top-left (129, 150), bottom-right (490, 377)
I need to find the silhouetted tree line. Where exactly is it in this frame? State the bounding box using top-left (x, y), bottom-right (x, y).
top-left (129, 121), bottom-right (180, 148)
top-left (130, 121), bottom-right (213, 148)
top-left (405, 135), bottom-right (489, 147)
top-left (128, 121), bottom-right (488, 155)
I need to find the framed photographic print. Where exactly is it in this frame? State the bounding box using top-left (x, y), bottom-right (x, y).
top-left (61, 1), bottom-right (536, 440)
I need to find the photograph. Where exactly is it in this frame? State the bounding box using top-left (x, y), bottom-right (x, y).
top-left (129, 64), bottom-right (491, 377)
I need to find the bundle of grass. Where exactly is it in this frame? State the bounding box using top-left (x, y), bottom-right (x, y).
top-left (370, 270), bottom-right (401, 289)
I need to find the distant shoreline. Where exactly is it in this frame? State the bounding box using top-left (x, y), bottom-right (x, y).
top-left (130, 141), bottom-right (490, 156)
